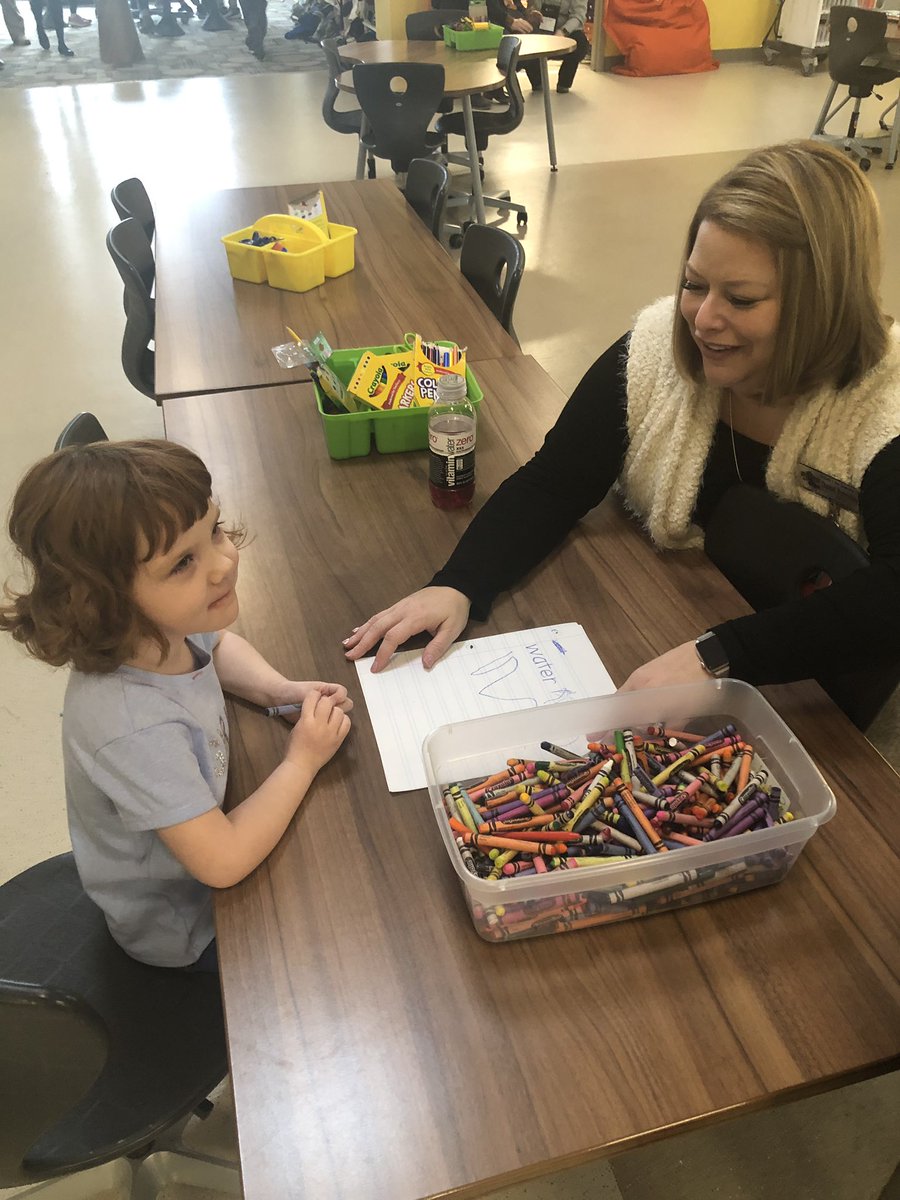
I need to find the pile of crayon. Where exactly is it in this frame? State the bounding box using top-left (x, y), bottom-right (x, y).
top-left (439, 722), bottom-right (798, 941)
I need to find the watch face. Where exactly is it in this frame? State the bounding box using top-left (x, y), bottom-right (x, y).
top-left (697, 634), bottom-right (729, 676)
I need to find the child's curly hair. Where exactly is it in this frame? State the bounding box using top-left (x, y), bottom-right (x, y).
top-left (1, 440), bottom-right (244, 673)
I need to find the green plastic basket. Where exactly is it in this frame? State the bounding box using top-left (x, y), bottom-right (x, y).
top-left (313, 344), bottom-right (484, 459)
top-left (442, 22), bottom-right (504, 49)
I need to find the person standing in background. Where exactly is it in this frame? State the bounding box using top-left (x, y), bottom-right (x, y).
top-left (239, 0), bottom-right (267, 59)
top-left (1, 0), bottom-right (31, 44)
top-left (67, 0), bottom-right (91, 26)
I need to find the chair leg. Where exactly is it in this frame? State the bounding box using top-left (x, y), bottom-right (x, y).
top-left (355, 137), bottom-right (367, 181)
top-left (811, 79), bottom-right (839, 135)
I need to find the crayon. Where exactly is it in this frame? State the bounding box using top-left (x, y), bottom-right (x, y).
top-left (540, 741), bottom-right (587, 762)
top-left (264, 703), bottom-right (302, 717)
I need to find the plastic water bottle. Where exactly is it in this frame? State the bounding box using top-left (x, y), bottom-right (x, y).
top-left (428, 373), bottom-right (476, 510)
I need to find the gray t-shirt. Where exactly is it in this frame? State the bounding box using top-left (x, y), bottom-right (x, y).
top-left (63, 632), bottom-right (228, 968)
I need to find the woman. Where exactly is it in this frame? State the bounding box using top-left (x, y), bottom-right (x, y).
top-left (344, 142), bottom-right (900, 695)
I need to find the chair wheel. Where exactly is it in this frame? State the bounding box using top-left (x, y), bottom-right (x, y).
top-left (449, 233), bottom-right (463, 249)
top-left (516, 211), bottom-right (528, 228)
top-left (859, 158), bottom-right (871, 172)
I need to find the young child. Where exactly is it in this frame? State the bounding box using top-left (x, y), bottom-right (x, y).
top-left (0, 439), bottom-right (352, 972)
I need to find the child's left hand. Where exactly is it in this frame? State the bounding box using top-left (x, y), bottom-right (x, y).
top-left (272, 681), bottom-right (354, 722)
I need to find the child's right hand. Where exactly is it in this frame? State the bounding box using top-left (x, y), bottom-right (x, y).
top-left (285, 689), bottom-right (351, 774)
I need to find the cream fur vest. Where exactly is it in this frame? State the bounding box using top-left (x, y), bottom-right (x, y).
top-left (619, 295), bottom-right (900, 550)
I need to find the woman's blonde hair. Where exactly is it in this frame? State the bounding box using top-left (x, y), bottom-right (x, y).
top-left (0, 440), bottom-right (244, 673)
top-left (672, 140), bottom-right (890, 403)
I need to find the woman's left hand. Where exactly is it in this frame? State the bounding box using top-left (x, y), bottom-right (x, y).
top-left (618, 641), bottom-right (711, 692)
top-left (272, 681), bottom-right (354, 721)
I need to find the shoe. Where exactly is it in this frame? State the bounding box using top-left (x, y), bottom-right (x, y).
top-left (13, 36), bottom-right (31, 45)
top-left (67, 12), bottom-right (92, 25)
top-left (531, 82), bottom-right (543, 92)
top-left (556, 84), bottom-right (570, 94)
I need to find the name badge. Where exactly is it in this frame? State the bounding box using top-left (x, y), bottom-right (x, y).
top-left (799, 464), bottom-right (859, 516)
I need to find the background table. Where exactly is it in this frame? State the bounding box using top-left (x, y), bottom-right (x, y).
top-left (164, 356), bottom-right (900, 1200)
top-left (154, 179), bottom-right (521, 398)
top-left (339, 32), bottom-right (575, 191)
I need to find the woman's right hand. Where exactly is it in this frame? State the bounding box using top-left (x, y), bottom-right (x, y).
top-left (509, 16), bottom-right (533, 32)
top-left (343, 587), bottom-right (471, 673)
top-left (285, 689), bottom-right (351, 773)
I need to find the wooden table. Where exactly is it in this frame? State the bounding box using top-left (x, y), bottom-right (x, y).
top-left (154, 179), bottom-right (520, 399)
top-left (163, 355), bottom-right (900, 1200)
top-left (339, 34), bottom-right (575, 224)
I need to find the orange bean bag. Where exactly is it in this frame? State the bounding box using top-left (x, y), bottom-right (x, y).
top-left (603, 0), bottom-right (718, 77)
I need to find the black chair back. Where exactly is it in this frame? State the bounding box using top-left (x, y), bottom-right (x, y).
top-left (54, 413), bottom-right (109, 450)
top-left (352, 61), bottom-right (446, 172)
top-left (435, 35), bottom-right (523, 149)
top-left (321, 37), bottom-right (363, 135)
top-left (0, 854), bottom-right (228, 1185)
top-left (110, 177), bottom-right (155, 243)
top-left (459, 222), bottom-right (525, 338)
top-left (705, 484), bottom-right (900, 729)
top-left (828, 8), bottom-right (894, 91)
top-left (406, 8), bottom-right (464, 38)
top-left (404, 157), bottom-right (450, 236)
top-left (106, 218), bottom-right (156, 401)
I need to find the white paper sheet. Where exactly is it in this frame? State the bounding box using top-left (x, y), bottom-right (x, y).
top-left (354, 623), bottom-right (615, 792)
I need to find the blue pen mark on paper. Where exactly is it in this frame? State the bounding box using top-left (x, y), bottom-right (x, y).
top-left (552, 639), bottom-right (566, 655)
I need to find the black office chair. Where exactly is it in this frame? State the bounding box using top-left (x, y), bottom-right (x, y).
top-left (459, 222), bottom-right (525, 341)
top-left (321, 37), bottom-right (373, 180)
top-left (405, 8), bottom-right (464, 39)
top-left (352, 61), bottom-right (446, 175)
top-left (110, 177), bottom-right (155, 243)
top-left (54, 412), bottom-right (109, 450)
top-left (404, 157), bottom-right (450, 237)
top-left (106, 218), bottom-right (157, 402)
top-left (0, 853), bottom-right (235, 1197)
top-left (811, 7), bottom-right (898, 171)
top-left (436, 35), bottom-right (528, 237)
top-left (705, 484), bottom-right (900, 730)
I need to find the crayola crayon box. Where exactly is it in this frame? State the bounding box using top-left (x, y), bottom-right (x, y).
top-left (347, 337), bottom-right (467, 412)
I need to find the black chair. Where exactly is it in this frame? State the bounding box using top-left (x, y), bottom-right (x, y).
top-left (404, 157), bottom-right (450, 237)
top-left (110, 177), bottom-right (155, 243)
top-left (54, 413), bottom-right (109, 451)
top-left (704, 484), bottom-right (900, 730)
top-left (352, 61), bottom-right (446, 175)
top-left (811, 7), bottom-right (899, 171)
top-left (106, 218), bottom-right (156, 402)
top-left (405, 8), bottom-right (464, 39)
top-left (459, 222), bottom-right (525, 341)
top-left (0, 853), bottom-right (236, 1197)
top-left (436, 35), bottom-right (528, 237)
top-left (321, 37), bottom-right (373, 180)
top-left (405, 7), bottom-right (465, 116)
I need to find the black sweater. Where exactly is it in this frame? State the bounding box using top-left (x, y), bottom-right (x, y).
top-left (431, 335), bottom-right (900, 685)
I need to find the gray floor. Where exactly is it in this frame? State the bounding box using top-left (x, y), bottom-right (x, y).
top-left (0, 46), bottom-right (898, 1200)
